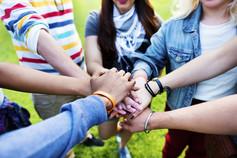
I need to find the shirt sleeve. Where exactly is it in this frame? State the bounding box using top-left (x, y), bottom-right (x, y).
top-left (0, 0), bottom-right (49, 53)
top-left (131, 21), bottom-right (168, 79)
top-left (85, 10), bottom-right (100, 37)
top-left (0, 95), bottom-right (107, 158)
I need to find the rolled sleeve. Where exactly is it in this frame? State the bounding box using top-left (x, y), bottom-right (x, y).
top-left (26, 24), bottom-right (49, 53)
top-left (132, 60), bottom-right (152, 77)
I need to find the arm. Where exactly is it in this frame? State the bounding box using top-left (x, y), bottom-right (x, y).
top-left (121, 94), bottom-right (237, 135)
top-left (0, 69), bottom-right (135, 157)
top-left (0, 96), bottom-right (108, 158)
top-left (0, 62), bottom-right (91, 96)
top-left (38, 30), bottom-right (90, 78)
top-left (127, 36), bottom-right (237, 119)
top-left (0, 0), bottom-right (89, 79)
top-left (85, 36), bottom-right (107, 75)
top-left (148, 36), bottom-right (237, 95)
top-left (84, 11), bottom-right (107, 76)
top-left (125, 24), bottom-right (169, 117)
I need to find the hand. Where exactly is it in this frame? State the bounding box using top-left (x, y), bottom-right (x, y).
top-left (127, 77), bottom-right (152, 119)
top-left (92, 67), bottom-right (109, 77)
top-left (90, 68), bottom-right (135, 104)
top-left (108, 87), bottom-right (142, 119)
top-left (120, 107), bottom-right (153, 133)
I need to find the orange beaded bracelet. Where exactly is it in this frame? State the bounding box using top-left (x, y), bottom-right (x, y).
top-left (93, 91), bottom-right (116, 113)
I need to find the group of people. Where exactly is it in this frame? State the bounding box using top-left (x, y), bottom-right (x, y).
top-left (0, 0), bottom-right (236, 158)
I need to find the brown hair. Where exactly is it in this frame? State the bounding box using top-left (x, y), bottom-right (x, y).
top-left (98, 0), bottom-right (160, 68)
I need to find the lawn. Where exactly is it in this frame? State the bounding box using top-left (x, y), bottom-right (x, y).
top-left (0, 0), bottom-right (185, 157)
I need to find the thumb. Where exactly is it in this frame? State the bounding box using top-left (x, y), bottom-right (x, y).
top-left (129, 110), bottom-right (143, 120)
top-left (119, 122), bottom-right (130, 131)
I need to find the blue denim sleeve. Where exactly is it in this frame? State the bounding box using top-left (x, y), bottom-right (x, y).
top-left (132, 60), bottom-right (152, 77)
top-left (131, 22), bottom-right (168, 79)
top-left (0, 96), bottom-right (107, 158)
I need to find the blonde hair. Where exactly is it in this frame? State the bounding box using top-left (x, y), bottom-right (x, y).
top-left (171, 0), bottom-right (237, 23)
top-left (171, 0), bottom-right (199, 18)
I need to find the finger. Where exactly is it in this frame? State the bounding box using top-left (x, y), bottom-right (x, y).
top-left (121, 98), bottom-right (137, 113)
top-left (110, 67), bottom-right (118, 73)
top-left (128, 97), bottom-right (142, 111)
top-left (127, 107), bottom-right (137, 113)
top-left (123, 104), bottom-right (137, 114)
top-left (124, 72), bottom-right (132, 81)
top-left (113, 106), bottom-right (126, 115)
top-left (132, 86), bottom-right (140, 91)
top-left (92, 70), bottom-right (105, 77)
top-left (118, 103), bottom-right (123, 110)
top-left (119, 122), bottom-right (131, 132)
top-left (128, 110), bottom-right (143, 119)
top-left (128, 80), bottom-right (136, 90)
top-left (117, 70), bottom-right (126, 76)
top-left (109, 111), bottom-right (117, 119)
top-left (130, 90), bottom-right (142, 104)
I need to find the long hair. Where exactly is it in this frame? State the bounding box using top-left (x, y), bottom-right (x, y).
top-left (98, 0), bottom-right (160, 68)
top-left (171, 0), bottom-right (237, 23)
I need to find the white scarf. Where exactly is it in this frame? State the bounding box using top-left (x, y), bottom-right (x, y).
top-left (113, 5), bottom-right (147, 62)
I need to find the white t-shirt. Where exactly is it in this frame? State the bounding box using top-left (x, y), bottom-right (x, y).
top-left (0, 88), bottom-right (4, 107)
top-left (194, 21), bottom-right (237, 101)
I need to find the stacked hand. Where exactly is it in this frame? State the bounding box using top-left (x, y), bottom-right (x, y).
top-left (90, 68), bottom-right (135, 105)
top-left (90, 68), bottom-right (153, 119)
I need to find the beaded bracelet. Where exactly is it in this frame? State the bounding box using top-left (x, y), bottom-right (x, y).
top-left (144, 111), bottom-right (155, 134)
top-left (132, 74), bottom-right (148, 81)
top-left (92, 91), bottom-right (116, 113)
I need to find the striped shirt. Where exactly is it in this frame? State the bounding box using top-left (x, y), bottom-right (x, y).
top-left (0, 0), bottom-right (84, 74)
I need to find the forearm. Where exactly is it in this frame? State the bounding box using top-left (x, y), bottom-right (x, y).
top-left (158, 36), bottom-right (237, 91)
top-left (85, 36), bottom-right (104, 76)
top-left (0, 111), bottom-right (72, 158)
top-left (0, 96), bottom-right (107, 157)
top-left (150, 94), bottom-right (237, 135)
top-left (38, 30), bottom-right (90, 79)
top-left (0, 62), bottom-right (91, 96)
top-left (86, 62), bottom-right (105, 76)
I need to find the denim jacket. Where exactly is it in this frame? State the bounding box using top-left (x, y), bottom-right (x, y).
top-left (132, 4), bottom-right (236, 110)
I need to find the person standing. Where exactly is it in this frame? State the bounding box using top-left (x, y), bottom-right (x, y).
top-left (131, 0), bottom-right (237, 157)
top-left (84, 0), bottom-right (162, 157)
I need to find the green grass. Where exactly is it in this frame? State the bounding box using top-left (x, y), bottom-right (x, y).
top-left (0, 0), bottom-right (185, 157)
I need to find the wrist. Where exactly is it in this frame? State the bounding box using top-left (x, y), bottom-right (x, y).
top-left (133, 71), bottom-right (148, 81)
top-left (144, 111), bottom-right (155, 133)
top-left (95, 95), bottom-right (112, 110)
top-left (92, 91), bottom-right (116, 113)
top-left (151, 78), bottom-right (171, 95)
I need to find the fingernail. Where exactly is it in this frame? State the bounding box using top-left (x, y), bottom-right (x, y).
top-left (137, 106), bottom-right (142, 111)
top-left (136, 98), bottom-right (142, 104)
top-left (129, 115), bottom-right (134, 119)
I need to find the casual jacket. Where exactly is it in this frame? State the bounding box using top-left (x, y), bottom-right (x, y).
top-left (132, 4), bottom-right (237, 110)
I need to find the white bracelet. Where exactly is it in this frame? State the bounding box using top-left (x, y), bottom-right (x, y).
top-left (144, 111), bottom-right (155, 134)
